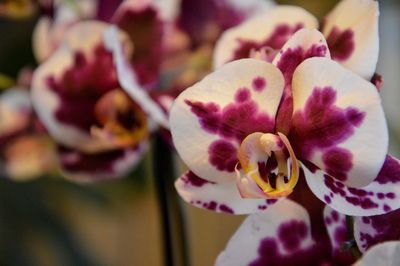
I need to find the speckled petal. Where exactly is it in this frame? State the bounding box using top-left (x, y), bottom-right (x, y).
top-left (322, 0), bottom-right (379, 79)
top-left (170, 59), bottom-right (284, 183)
top-left (272, 28), bottom-right (330, 85)
top-left (32, 21), bottom-right (129, 152)
top-left (213, 6), bottom-right (318, 68)
top-left (354, 208), bottom-right (400, 253)
top-left (272, 29), bottom-right (330, 133)
top-left (291, 57), bottom-right (388, 188)
top-left (59, 142), bottom-right (148, 183)
top-left (352, 241), bottom-right (400, 266)
top-left (175, 171), bottom-right (279, 215)
top-left (303, 155), bottom-right (400, 216)
top-left (323, 205), bottom-right (353, 262)
top-left (216, 200), bottom-right (327, 266)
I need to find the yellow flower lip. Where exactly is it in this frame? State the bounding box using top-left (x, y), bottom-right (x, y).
top-left (91, 89), bottom-right (149, 148)
top-left (237, 132), bottom-right (299, 199)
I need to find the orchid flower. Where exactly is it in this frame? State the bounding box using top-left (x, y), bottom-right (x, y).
top-left (33, 0), bottom-right (99, 62)
top-left (215, 199), bottom-right (400, 265)
top-left (213, 0), bottom-right (379, 84)
top-left (0, 86), bottom-right (57, 181)
top-left (170, 28), bottom-right (400, 218)
top-left (31, 21), bottom-right (162, 182)
top-left (177, 0), bottom-right (274, 48)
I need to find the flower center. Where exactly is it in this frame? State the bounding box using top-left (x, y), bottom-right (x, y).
top-left (236, 132), bottom-right (299, 198)
top-left (91, 89), bottom-right (149, 148)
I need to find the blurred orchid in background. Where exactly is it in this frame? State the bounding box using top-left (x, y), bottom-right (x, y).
top-left (0, 69), bottom-right (58, 181)
top-left (32, 21), bottom-right (152, 182)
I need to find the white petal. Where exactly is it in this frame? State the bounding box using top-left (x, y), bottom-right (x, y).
top-left (323, 0), bottom-right (379, 79)
top-left (323, 205), bottom-right (348, 254)
top-left (175, 171), bottom-right (279, 215)
top-left (303, 155), bottom-right (400, 216)
top-left (216, 199), bottom-right (318, 266)
top-left (170, 59), bottom-right (284, 183)
top-left (352, 241), bottom-right (400, 266)
top-left (291, 57), bottom-right (388, 187)
top-left (103, 26), bottom-right (169, 128)
top-left (60, 142), bottom-right (148, 183)
top-left (213, 6), bottom-right (318, 68)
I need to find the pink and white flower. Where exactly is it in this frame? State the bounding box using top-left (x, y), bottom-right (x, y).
top-left (214, 0), bottom-right (379, 82)
top-left (216, 199), bottom-right (400, 265)
top-left (169, 28), bottom-right (400, 216)
top-left (216, 200), bottom-right (355, 265)
top-left (31, 21), bottom-right (154, 182)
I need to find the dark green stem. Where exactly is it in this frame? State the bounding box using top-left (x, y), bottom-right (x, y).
top-left (152, 134), bottom-right (188, 266)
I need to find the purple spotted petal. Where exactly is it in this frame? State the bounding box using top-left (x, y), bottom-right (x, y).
top-left (213, 6), bottom-right (318, 68)
top-left (272, 29), bottom-right (330, 133)
top-left (291, 57), bottom-right (388, 188)
top-left (178, 0), bottom-right (273, 48)
top-left (354, 209), bottom-right (400, 253)
top-left (96, 0), bottom-right (123, 22)
top-left (352, 241), bottom-right (400, 266)
top-left (175, 171), bottom-right (279, 215)
top-left (322, 0), bottom-right (379, 79)
top-left (103, 26), bottom-right (169, 129)
top-left (215, 200), bottom-right (331, 266)
top-left (303, 155), bottom-right (400, 216)
top-left (112, 0), bottom-right (164, 87)
top-left (32, 21), bottom-right (131, 152)
top-left (59, 142), bottom-right (147, 183)
top-left (273, 29), bottom-right (330, 86)
top-left (323, 205), bottom-right (355, 263)
top-left (170, 59), bottom-right (284, 183)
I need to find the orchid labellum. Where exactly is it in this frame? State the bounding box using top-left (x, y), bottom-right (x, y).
top-left (170, 28), bottom-right (400, 218)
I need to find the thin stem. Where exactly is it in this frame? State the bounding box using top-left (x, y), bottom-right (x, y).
top-left (343, 215), bottom-right (362, 259)
top-left (152, 134), bottom-right (188, 266)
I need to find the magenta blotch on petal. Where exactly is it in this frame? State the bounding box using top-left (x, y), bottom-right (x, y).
top-left (326, 27), bottom-right (355, 61)
top-left (354, 209), bottom-right (400, 253)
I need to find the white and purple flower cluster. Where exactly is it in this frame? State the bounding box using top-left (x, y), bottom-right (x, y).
top-left (168, 0), bottom-right (400, 265)
top-left (0, 0), bottom-right (399, 265)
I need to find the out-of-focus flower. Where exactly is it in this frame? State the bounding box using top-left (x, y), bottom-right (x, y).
top-left (0, 0), bottom-right (36, 19)
top-left (214, 0), bottom-right (379, 82)
top-left (32, 0), bottom-right (125, 63)
top-left (177, 0), bottom-right (275, 48)
top-left (3, 135), bottom-right (57, 181)
top-left (170, 28), bottom-right (400, 217)
top-left (0, 85), bottom-right (58, 181)
top-left (33, 0), bottom-right (98, 62)
top-left (0, 88), bottom-right (31, 146)
top-left (32, 21), bottom-right (161, 182)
